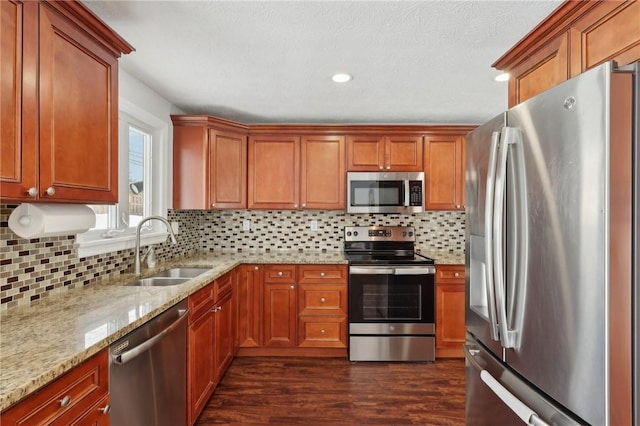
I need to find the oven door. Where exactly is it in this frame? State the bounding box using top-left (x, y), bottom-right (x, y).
top-left (348, 265), bottom-right (435, 325)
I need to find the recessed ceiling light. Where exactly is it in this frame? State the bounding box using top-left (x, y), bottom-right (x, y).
top-left (494, 72), bottom-right (510, 82)
top-left (332, 73), bottom-right (352, 83)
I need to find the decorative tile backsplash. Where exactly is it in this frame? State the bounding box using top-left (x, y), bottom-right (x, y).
top-left (1, 204), bottom-right (464, 310)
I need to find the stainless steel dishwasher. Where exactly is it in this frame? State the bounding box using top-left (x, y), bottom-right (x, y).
top-left (109, 300), bottom-right (189, 426)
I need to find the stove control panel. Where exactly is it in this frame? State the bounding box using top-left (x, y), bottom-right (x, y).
top-left (344, 226), bottom-right (415, 242)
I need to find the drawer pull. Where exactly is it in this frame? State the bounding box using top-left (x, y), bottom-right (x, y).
top-left (454, 272), bottom-right (460, 277)
top-left (320, 329), bottom-right (326, 334)
top-left (320, 297), bottom-right (326, 303)
top-left (290, 285), bottom-right (295, 290)
top-left (60, 395), bottom-right (71, 407)
top-left (320, 272), bottom-right (325, 277)
top-left (254, 266), bottom-right (259, 270)
top-left (210, 306), bottom-right (222, 313)
top-left (278, 271), bottom-right (283, 277)
top-left (98, 404), bottom-right (111, 414)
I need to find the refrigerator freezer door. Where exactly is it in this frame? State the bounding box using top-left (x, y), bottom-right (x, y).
top-left (465, 113), bottom-right (506, 359)
top-left (503, 62), bottom-right (612, 425)
top-left (465, 337), bottom-right (581, 426)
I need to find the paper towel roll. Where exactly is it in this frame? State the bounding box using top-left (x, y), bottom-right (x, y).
top-left (8, 203), bottom-right (96, 239)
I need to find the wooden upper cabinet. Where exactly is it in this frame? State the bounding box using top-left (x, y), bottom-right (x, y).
top-left (494, 0), bottom-right (640, 107)
top-left (424, 135), bottom-right (465, 211)
top-left (248, 133), bottom-right (345, 210)
top-left (507, 32), bottom-right (569, 106)
top-left (300, 135), bottom-right (345, 209)
top-left (1, 1), bottom-right (133, 203)
top-left (209, 130), bottom-right (247, 209)
top-left (248, 135), bottom-right (300, 209)
top-left (347, 134), bottom-right (422, 171)
top-left (172, 115), bottom-right (248, 210)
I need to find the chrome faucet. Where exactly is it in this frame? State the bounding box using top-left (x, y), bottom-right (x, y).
top-left (134, 215), bottom-right (178, 275)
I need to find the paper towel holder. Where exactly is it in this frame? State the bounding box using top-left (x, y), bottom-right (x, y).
top-left (8, 203), bottom-right (96, 239)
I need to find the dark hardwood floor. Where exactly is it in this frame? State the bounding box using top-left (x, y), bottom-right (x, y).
top-left (196, 357), bottom-right (466, 425)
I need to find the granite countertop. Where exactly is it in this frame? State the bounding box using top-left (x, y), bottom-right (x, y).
top-left (0, 249), bottom-right (464, 411)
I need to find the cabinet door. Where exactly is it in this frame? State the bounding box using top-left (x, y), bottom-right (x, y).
top-left (436, 265), bottom-right (465, 358)
top-left (214, 291), bottom-right (234, 382)
top-left (0, 1), bottom-right (38, 201)
top-left (385, 135), bottom-right (423, 171)
top-left (263, 282), bottom-right (297, 347)
top-left (424, 135), bottom-right (465, 210)
top-left (572, 0), bottom-right (640, 73)
top-left (187, 310), bottom-right (215, 426)
top-left (346, 135), bottom-right (385, 171)
top-left (173, 125), bottom-right (209, 209)
top-left (300, 135), bottom-right (345, 209)
top-left (210, 130), bottom-right (247, 209)
top-left (507, 32), bottom-right (569, 107)
top-left (38, 2), bottom-right (119, 203)
top-left (235, 265), bottom-right (262, 349)
top-left (248, 135), bottom-right (300, 209)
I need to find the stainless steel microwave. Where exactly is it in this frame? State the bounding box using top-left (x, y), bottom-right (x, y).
top-left (347, 172), bottom-right (425, 214)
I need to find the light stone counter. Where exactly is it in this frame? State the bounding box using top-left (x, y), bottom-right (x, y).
top-left (0, 252), bottom-right (347, 411)
top-left (417, 249), bottom-right (465, 265)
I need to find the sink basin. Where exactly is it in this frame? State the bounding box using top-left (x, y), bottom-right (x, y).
top-left (149, 267), bottom-right (211, 278)
top-left (127, 277), bottom-right (191, 287)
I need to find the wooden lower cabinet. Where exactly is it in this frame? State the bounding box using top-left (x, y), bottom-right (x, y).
top-left (1, 351), bottom-right (110, 425)
top-left (436, 265), bottom-right (466, 358)
top-left (236, 264), bottom-right (348, 356)
top-left (187, 272), bottom-right (235, 425)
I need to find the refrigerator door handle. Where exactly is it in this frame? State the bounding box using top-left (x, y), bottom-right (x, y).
top-left (480, 370), bottom-right (551, 426)
top-left (493, 127), bottom-right (518, 348)
top-left (484, 130), bottom-right (502, 341)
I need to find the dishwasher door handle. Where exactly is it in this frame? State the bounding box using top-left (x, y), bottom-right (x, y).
top-left (113, 308), bottom-right (189, 365)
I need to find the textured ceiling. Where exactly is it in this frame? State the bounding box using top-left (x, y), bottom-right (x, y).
top-left (84, 0), bottom-right (563, 125)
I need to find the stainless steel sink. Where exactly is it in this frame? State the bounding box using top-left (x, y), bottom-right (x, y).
top-left (149, 267), bottom-right (211, 278)
top-left (127, 277), bottom-right (191, 287)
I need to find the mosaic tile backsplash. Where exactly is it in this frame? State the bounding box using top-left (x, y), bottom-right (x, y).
top-left (1, 204), bottom-right (464, 310)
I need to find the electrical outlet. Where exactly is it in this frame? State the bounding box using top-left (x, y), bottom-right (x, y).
top-left (242, 219), bottom-right (251, 231)
top-left (170, 222), bottom-right (180, 234)
top-left (310, 220), bottom-right (318, 232)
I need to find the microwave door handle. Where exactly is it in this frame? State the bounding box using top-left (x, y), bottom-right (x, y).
top-left (404, 180), bottom-right (410, 206)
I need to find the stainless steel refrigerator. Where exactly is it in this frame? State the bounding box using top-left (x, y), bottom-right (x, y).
top-left (464, 61), bottom-right (638, 426)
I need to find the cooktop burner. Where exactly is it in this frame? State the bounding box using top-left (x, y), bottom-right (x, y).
top-left (343, 226), bottom-right (434, 265)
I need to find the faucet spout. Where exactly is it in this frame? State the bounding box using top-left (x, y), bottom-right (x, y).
top-left (134, 216), bottom-right (178, 275)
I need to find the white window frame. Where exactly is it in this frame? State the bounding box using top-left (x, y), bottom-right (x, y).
top-left (76, 98), bottom-right (171, 258)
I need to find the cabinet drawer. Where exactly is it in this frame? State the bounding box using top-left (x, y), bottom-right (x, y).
top-left (298, 316), bottom-right (347, 348)
top-left (298, 265), bottom-right (347, 283)
top-left (2, 351), bottom-right (109, 426)
top-left (436, 265), bottom-right (465, 283)
top-left (264, 265), bottom-right (296, 283)
top-left (189, 282), bottom-right (215, 320)
top-left (298, 283), bottom-right (347, 316)
top-left (215, 272), bottom-right (234, 300)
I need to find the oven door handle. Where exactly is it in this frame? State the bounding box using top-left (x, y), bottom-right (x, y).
top-left (393, 266), bottom-right (435, 275)
top-left (349, 267), bottom-right (395, 275)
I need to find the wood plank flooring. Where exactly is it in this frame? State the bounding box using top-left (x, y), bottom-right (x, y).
top-left (196, 357), bottom-right (465, 425)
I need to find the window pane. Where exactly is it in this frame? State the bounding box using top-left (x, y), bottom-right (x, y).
top-left (128, 126), bottom-right (148, 227)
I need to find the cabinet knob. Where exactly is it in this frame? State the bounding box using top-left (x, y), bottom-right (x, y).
top-left (59, 395), bottom-right (72, 407)
top-left (289, 285), bottom-right (294, 290)
top-left (320, 329), bottom-right (326, 334)
top-left (294, 204), bottom-right (298, 208)
top-left (386, 166), bottom-right (391, 170)
top-left (210, 306), bottom-right (222, 313)
top-left (212, 203), bottom-right (216, 207)
top-left (98, 404), bottom-right (111, 414)
top-left (320, 272), bottom-right (325, 277)
top-left (278, 271), bottom-right (283, 276)
top-left (456, 204), bottom-right (461, 209)
top-left (379, 166), bottom-right (383, 170)
top-left (454, 272), bottom-right (460, 277)
top-left (45, 186), bottom-right (55, 196)
top-left (26, 187), bottom-right (38, 197)
top-left (320, 297), bottom-right (326, 303)
top-left (302, 203), bottom-right (306, 208)
top-left (254, 266), bottom-right (259, 270)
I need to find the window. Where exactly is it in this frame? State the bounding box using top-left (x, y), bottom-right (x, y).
top-left (76, 99), bottom-right (170, 257)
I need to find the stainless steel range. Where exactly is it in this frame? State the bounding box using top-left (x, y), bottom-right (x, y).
top-left (344, 226), bottom-right (436, 362)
